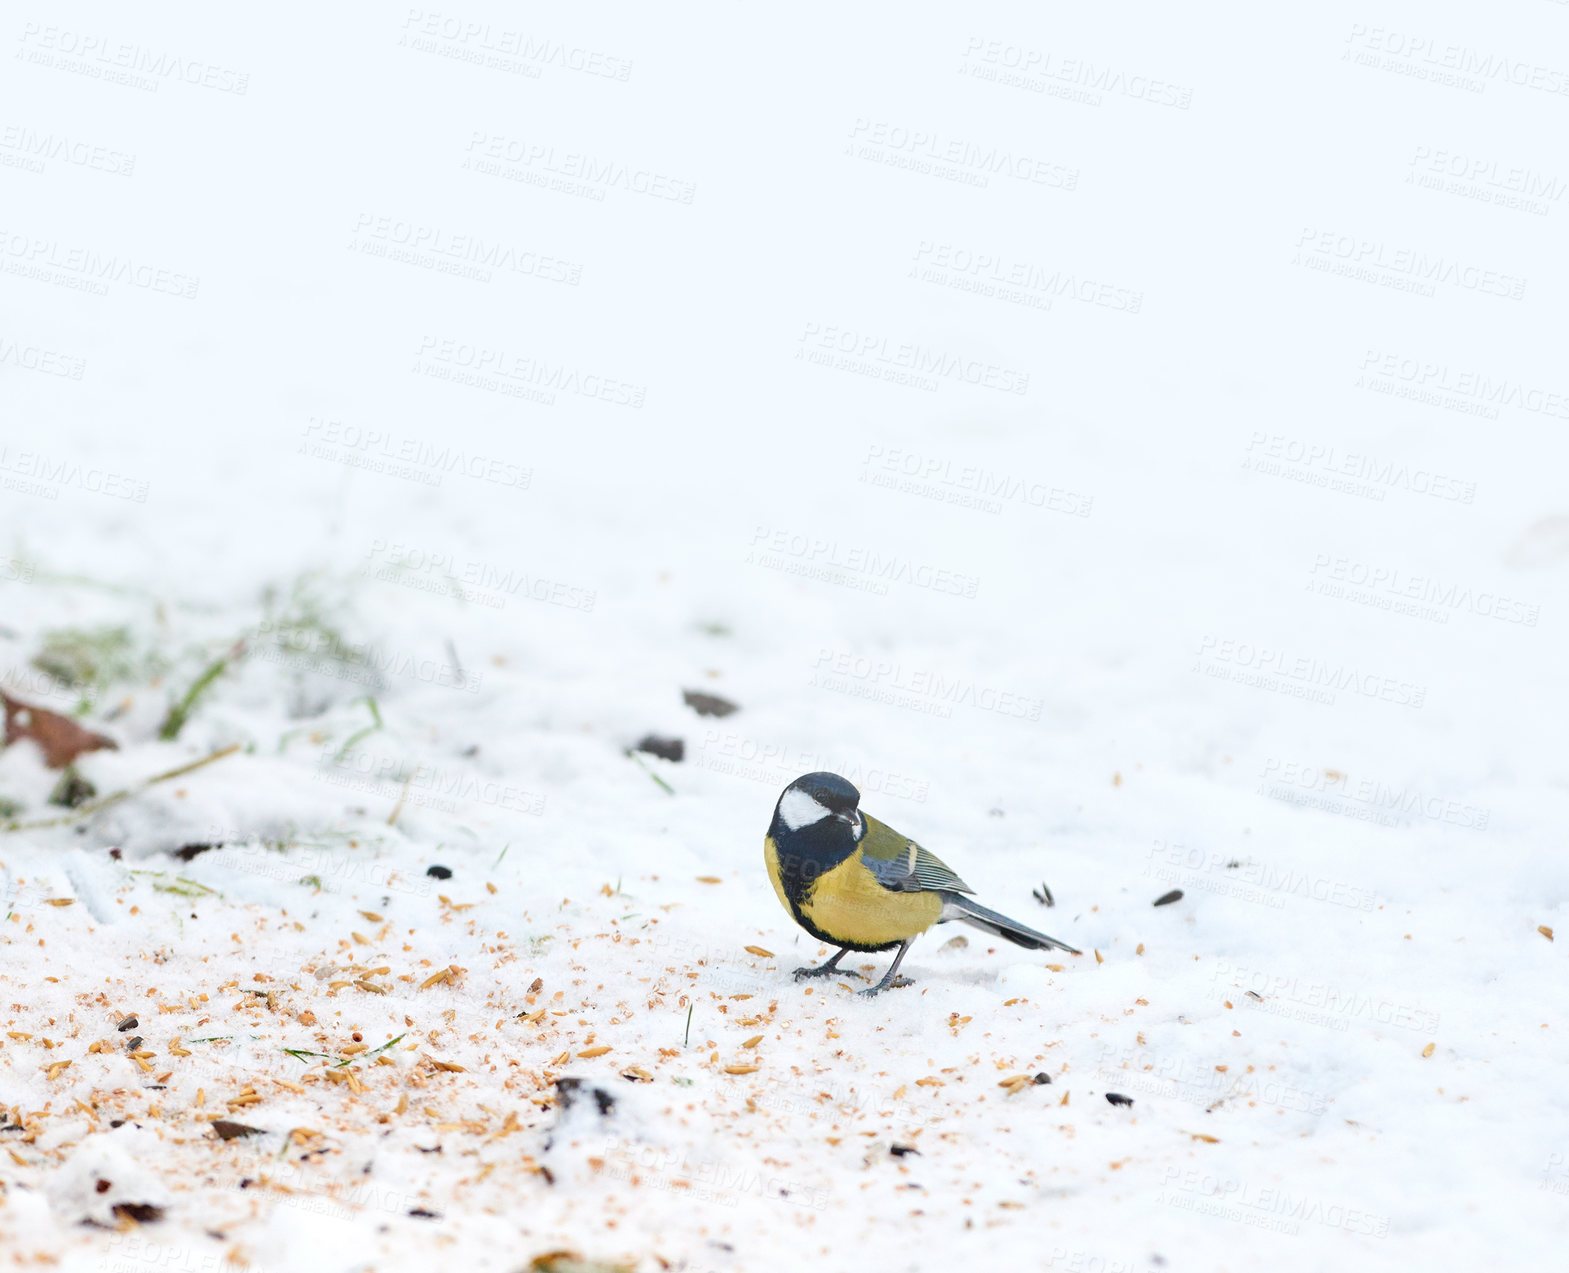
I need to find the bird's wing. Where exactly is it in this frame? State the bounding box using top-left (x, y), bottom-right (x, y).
top-left (859, 814), bottom-right (975, 896)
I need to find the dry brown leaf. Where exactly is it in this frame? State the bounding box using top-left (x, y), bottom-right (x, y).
top-left (1, 692), bottom-right (116, 769)
top-left (210, 1120), bottom-right (264, 1141)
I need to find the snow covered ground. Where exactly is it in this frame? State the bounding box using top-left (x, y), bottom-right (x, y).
top-left (3, 2), bottom-right (1567, 1269)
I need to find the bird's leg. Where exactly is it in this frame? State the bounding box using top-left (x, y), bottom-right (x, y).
top-left (792, 947), bottom-right (861, 981)
top-left (858, 940), bottom-right (915, 996)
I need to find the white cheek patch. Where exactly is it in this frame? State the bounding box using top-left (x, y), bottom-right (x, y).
top-left (779, 788), bottom-right (832, 830)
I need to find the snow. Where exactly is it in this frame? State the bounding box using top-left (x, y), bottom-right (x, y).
top-left (2, 2), bottom-right (1567, 1270)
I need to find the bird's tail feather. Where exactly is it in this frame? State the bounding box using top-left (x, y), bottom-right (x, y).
top-left (939, 895), bottom-right (1080, 955)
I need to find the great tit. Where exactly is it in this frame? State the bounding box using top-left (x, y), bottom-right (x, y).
top-left (763, 771), bottom-right (1080, 995)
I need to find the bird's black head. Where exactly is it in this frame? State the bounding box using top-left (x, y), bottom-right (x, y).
top-left (774, 771), bottom-right (863, 837)
top-left (768, 773), bottom-right (865, 908)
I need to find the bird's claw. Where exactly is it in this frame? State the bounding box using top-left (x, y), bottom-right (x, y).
top-left (793, 964), bottom-right (862, 982)
top-left (857, 975), bottom-right (913, 997)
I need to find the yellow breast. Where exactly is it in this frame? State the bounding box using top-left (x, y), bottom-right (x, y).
top-left (800, 847), bottom-right (942, 948)
top-left (763, 835), bottom-right (792, 916)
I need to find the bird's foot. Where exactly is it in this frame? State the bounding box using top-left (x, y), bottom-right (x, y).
top-left (793, 963), bottom-right (863, 982)
top-left (857, 975), bottom-right (914, 997)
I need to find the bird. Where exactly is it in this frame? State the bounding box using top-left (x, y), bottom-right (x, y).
top-left (763, 771), bottom-right (1079, 995)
